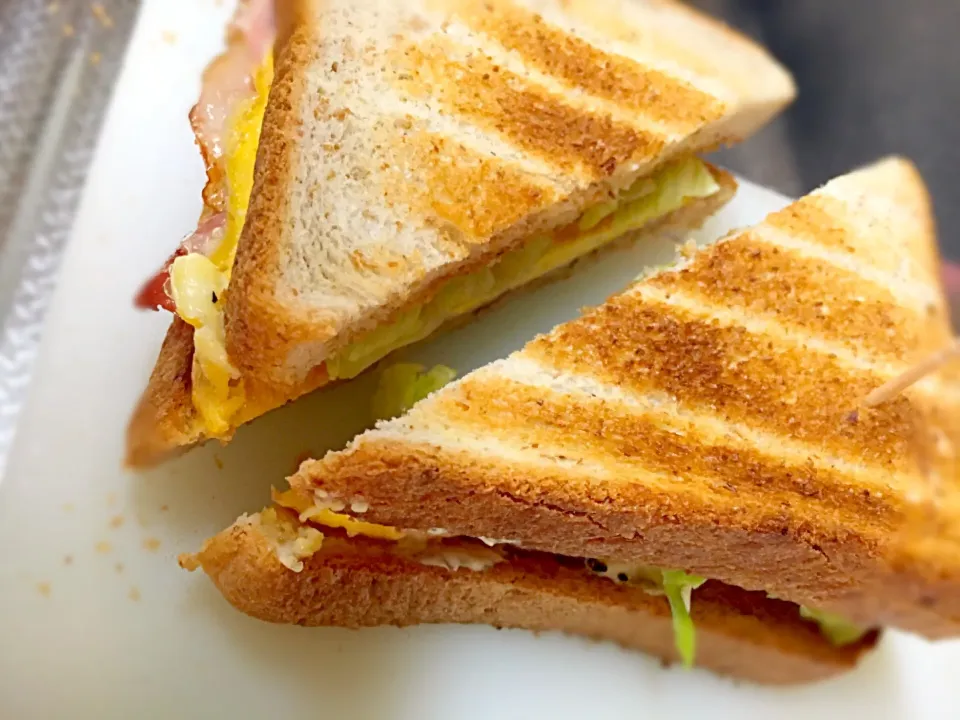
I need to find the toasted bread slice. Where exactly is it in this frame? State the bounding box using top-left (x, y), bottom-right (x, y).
top-left (187, 513), bottom-right (877, 685)
top-left (127, 167), bottom-right (736, 467)
top-left (292, 158), bottom-right (960, 639)
top-left (127, 0), bottom-right (794, 466)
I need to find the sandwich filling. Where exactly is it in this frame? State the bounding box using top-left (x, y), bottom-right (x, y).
top-left (135, 8), bottom-right (723, 438)
top-left (183, 362), bottom-right (866, 664)
top-left (253, 488), bottom-right (867, 668)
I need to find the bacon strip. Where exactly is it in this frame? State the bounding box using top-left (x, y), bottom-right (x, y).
top-left (134, 213), bottom-right (227, 311)
top-left (136, 0), bottom-right (275, 311)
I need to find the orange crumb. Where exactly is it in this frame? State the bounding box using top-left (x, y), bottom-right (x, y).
top-left (160, 505), bottom-right (169, 513)
top-left (213, 454), bottom-right (224, 470)
top-left (162, 30), bottom-right (177, 45)
top-left (62, 23), bottom-right (74, 37)
top-left (95, 541), bottom-right (112, 554)
top-left (128, 586), bottom-right (141, 602)
top-left (90, 3), bottom-right (114, 28)
top-left (142, 538), bottom-right (161, 553)
top-left (37, 582), bottom-right (51, 598)
top-left (106, 492), bottom-right (117, 507)
top-left (109, 515), bottom-right (124, 530)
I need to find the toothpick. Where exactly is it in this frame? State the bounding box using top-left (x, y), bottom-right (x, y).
top-left (862, 337), bottom-right (960, 408)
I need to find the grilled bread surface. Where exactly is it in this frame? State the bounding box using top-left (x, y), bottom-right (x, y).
top-left (190, 516), bottom-right (876, 685)
top-left (227, 0), bottom-right (793, 384)
top-left (295, 158), bottom-right (960, 638)
top-left (127, 169), bottom-right (735, 467)
top-left (127, 0), bottom-right (793, 465)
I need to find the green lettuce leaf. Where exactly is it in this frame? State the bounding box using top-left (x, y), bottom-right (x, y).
top-left (371, 363), bottom-right (457, 420)
top-left (799, 606), bottom-right (868, 646)
top-left (661, 569), bottom-right (707, 668)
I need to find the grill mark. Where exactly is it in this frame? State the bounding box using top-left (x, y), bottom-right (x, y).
top-left (490, 354), bottom-right (924, 490)
top-left (391, 39), bottom-right (664, 178)
top-left (527, 291), bottom-right (927, 474)
top-left (431, 375), bottom-right (900, 526)
top-left (649, 234), bottom-right (949, 360)
top-left (555, 0), bottom-right (712, 71)
top-left (634, 284), bottom-right (960, 408)
top-left (748, 225), bottom-right (940, 313)
top-left (444, 0), bottom-right (727, 133)
top-left (382, 126), bottom-right (558, 239)
top-left (767, 195), bottom-right (935, 286)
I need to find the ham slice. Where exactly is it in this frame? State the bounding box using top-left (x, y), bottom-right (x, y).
top-left (135, 0), bottom-right (274, 311)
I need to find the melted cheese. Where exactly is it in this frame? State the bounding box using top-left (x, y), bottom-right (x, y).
top-left (169, 57), bottom-right (273, 435)
top-left (255, 507), bottom-right (325, 572)
top-left (273, 488), bottom-right (405, 541)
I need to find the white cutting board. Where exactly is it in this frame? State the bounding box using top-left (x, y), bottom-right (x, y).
top-left (2, 1), bottom-right (959, 718)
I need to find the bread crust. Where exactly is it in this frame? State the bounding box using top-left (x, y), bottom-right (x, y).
top-left (223, 0), bottom-right (320, 389)
top-left (191, 520), bottom-right (876, 685)
top-left (295, 158), bottom-right (960, 639)
top-left (125, 317), bottom-right (202, 468)
top-left (126, 169), bottom-right (735, 467)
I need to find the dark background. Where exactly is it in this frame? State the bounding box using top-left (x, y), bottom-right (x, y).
top-left (693, 0), bottom-right (960, 262)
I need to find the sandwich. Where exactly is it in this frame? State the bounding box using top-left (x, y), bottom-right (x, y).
top-left (181, 158), bottom-right (956, 683)
top-left (126, 0), bottom-right (795, 467)
top-left (186, 513), bottom-right (877, 685)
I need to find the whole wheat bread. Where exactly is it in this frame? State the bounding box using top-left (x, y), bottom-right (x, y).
top-left (292, 158), bottom-right (960, 639)
top-left (128, 168), bottom-right (736, 466)
top-left (127, 0), bottom-right (793, 466)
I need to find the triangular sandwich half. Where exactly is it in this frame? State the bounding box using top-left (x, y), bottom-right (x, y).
top-left (182, 159), bottom-right (954, 681)
top-left (272, 157), bottom-right (960, 640)
top-left (126, 0), bottom-right (794, 467)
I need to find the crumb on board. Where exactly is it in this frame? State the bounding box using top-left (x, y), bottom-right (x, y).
top-left (95, 540), bottom-right (112, 554)
top-left (62, 23), bottom-right (74, 37)
top-left (109, 515), bottom-right (124, 530)
top-left (63, 555), bottom-right (73, 566)
top-left (46, 2), bottom-right (60, 15)
top-left (162, 30), bottom-right (177, 45)
top-left (128, 586), bottom-right (141, 602)
top-left (114, 563), bottom-right (124, 574)
top-left (90, 2), bottom-right (114, 28)
top-left (214, 454), bottom-right (224, 470)
top-left (63, 503), bottom-right (74, 513)
top-left (37, 582), bottom-right (51, 598)
top-left (107, 492), bottom-right (117, 507)
top-left (142, 537), bottom-right (161, 553)
top-left (90, 52), bottom-right (102, 66)
top-left (160, 505), bottom-right (169, 513)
